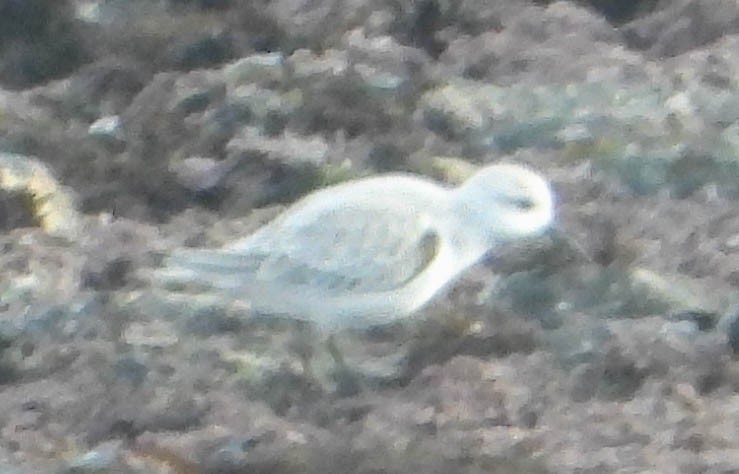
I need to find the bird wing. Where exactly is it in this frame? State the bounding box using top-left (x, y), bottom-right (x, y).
top-left (163, 194), bottom-right (442, 297)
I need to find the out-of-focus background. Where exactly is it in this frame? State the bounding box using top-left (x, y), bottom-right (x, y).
top-left (0, 0), bottom-right (738, 472)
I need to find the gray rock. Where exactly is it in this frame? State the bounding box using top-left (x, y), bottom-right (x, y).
top-left (223, 53), bottom-right (284, 88)
top-left (623, 0), bottom-right (739, 56)
top-left (57, 441), bottom-right (124, 474)
top-left (227, 127), bottom-right (330, 167)
top-left (723, 310), bottom-right (739, 354)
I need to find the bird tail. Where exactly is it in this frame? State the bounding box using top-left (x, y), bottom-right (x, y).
top-left (152, 248), bottom-right (258, 292)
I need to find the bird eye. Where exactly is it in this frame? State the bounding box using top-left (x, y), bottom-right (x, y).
top-left (511, 196), bottom-right (535, 210)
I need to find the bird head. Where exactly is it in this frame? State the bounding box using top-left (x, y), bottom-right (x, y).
top-left (454, 163), bottom-right (554, 242)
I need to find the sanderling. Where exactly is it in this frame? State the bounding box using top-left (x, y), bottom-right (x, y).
top-left (157, 163), bottom-right (554, 333)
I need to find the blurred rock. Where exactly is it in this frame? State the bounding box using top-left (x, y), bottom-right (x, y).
top-left (227, 127), bottom-right (330, 167)
top-left (0, 153), bottom-right (81, 239)
top-left (223, 53), bottom-right (284, 88)
top-left (724, 310), bottom-right (739, 355)
top-left (623, 0), bottom-right (739, 56)
top-left (169, 155), bottom-right (242, 193)
top-left (87, 114), bottom-right (122, 140)
top-left (0, 0), bottom-right (90, 88)
top-left (0, 0), bottom-right (738, 472)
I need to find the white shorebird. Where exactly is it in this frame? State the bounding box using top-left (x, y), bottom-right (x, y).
top-left (157, 163), bottom-right (554, 333)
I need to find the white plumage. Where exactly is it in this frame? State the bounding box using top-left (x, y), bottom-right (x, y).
top-left (157, 163), bottom-right (554, 332)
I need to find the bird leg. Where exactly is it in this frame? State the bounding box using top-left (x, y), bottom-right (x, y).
top-left (326, 334), bottom-right (362, 397)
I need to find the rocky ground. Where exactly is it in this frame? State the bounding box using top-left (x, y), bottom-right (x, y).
top-left (0, 0), bottom-right (738, 472)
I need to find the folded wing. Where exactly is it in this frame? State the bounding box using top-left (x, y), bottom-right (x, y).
top-left (159, 202), bottom-right (440, 299)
